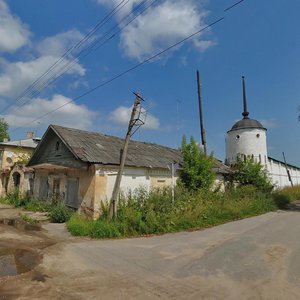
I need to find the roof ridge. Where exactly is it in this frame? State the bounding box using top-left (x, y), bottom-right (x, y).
top-left (50, 124), bottom-right (179, 152)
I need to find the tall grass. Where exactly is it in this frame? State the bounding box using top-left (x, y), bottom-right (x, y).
top-left (67, 185), bottom-right (276, 239)
top-left (271, 184), bottom-right (300, 208)
top-left (0, 192), bottom-right (73, 223)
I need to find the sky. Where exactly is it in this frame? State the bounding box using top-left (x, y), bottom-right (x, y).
top-left (1, 0), bottom-right (300, 165)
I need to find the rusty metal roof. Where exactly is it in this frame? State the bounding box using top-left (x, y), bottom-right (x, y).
top-left (51, 125), bottom-right (183, 169)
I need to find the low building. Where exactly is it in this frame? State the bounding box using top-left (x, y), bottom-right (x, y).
top-left (28, 125), bottom-right (229, 218)
top-left (0, 133), bottom-right (40, 196)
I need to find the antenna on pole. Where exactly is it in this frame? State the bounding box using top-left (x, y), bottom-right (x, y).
top-left (196, 70), bottom-right (207, 155)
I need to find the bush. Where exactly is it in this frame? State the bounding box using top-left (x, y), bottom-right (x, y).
top-left (67, 214), bottom-right (94, 236)
top-left (1, 191), bottom-right (30, 207)
top-left (48, 202), bottom-right (73, 223)
top-left (179, 136), bottom-right (215, 192)
top-left (229, 157), bottom-right (274, 193)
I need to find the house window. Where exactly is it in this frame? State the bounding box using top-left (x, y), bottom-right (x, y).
top-left (55, 141), bottom-right (60, 151)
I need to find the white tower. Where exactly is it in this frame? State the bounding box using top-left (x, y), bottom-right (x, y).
top-left (225, 77), bottom-right (268, 166)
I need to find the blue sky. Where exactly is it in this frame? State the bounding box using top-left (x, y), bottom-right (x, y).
top-left (1, 0), bottom-right (300, 165)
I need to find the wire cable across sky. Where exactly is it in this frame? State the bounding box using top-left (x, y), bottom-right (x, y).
top-left (9, 0), bottom-right (246, 134)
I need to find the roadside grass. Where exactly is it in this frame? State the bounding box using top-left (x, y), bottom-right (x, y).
top-left (0, 192), bottom-right (73, 223)
top-left (271, 185), bottom-right (300, 208)
top-left (67, 185), bottom-right (277, 239)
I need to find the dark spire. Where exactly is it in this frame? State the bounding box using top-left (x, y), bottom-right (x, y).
top-left (242, 76), bottom-right (249, 118)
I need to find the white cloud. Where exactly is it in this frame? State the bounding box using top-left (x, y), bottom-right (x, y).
top-left (4, 94), bottom-right (97, 129)
top-left (0, 56), bottom-right (85, 98)
top-left (36, 30), bottom-right (84, 57)
top-left (0, 0), bottom-right (31, 52)
top-left (109, 105), bottom-right (160, 129)
top-left (97, 0), bottom-right (213, 61)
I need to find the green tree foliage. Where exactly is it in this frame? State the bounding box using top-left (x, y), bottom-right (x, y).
top-left (179, 136), bottom-right (215, 192)
top-left (231, 156), bottom-right (274, 192)
top-left (0, 118), bottom-right (10, 142)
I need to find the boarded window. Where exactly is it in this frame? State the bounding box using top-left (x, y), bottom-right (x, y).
top-left (39, 176), bottom-right (48, 200)
top-left (66, 178), bottom-right (79, 208)
top-left (53, 179), bottom-right (60, 199)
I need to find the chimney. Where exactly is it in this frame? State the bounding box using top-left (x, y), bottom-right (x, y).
top-left (3, 138), bottom-right (8, 142)
top-left (26, 131), bottom-right (35, 139)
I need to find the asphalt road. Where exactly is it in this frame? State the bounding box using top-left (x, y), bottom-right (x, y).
top-left (1, 208), bottom-right (300, 299)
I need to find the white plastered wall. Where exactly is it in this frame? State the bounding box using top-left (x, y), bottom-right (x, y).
top-left (226, 128), bottom-right (268, 166)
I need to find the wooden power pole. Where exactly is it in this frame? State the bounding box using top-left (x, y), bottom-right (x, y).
top-left (109, 93), bottom-right (143, 219)
top-left (282, 152), bottom-right (293, 187)
top-left (196, 70), bottom-right (207, 155)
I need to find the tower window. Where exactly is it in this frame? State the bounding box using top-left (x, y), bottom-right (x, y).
top-left (256, 134), bottom-right (260, 138)
top-left (236, 135), bottom-right (240, 140)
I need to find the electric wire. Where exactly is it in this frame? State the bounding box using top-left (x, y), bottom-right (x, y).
top-left (9, 0), bottom-right (158, 110)
top-left (0, 0), bottom-right (129, 114)
top-left (9, 0), bottom-right (246, 133)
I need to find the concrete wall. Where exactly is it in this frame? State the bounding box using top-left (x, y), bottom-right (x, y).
top-left (267, 158), bottom-right (300, 188)
top-left (226, 128), bottom-right (268, 166)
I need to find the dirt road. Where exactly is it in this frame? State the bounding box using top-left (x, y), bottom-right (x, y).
top-left (1, 205), bottom-right (300, 299)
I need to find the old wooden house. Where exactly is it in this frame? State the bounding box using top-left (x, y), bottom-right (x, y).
top-left (28, 125), bottom-right (229, 218)
top-left (28, 125), bottom-right (184, 218)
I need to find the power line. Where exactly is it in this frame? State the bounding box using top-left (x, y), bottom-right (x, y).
top-left (0, 0), bottom-right (129, 114)
top-left (9, 0), bottom-right (246, 133)
top-left (10, 0), bottom-right (158, 110)
top-left (2, 0), bottom-right (157, 115)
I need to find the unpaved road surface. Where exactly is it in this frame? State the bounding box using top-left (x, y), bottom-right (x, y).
top-left (1, 205), bottom-right (300, 299)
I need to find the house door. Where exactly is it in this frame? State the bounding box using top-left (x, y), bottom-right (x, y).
top-left (39, 176), bottom-right (48, 200)
top-left (66, 178), bottom-right (79, 208)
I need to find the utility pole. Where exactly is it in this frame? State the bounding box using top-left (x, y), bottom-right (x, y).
top-left (109, 93), bottom-right (144, 219)
top-left (196, 70), bottom-right (207, 155)
top-left (282, 152), bottom-right (293, 187)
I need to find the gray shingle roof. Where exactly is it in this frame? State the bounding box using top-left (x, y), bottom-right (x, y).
top-left (0, 138), bottom-right (40, 148)
top-left (51, 125), bottom-right (182, 169)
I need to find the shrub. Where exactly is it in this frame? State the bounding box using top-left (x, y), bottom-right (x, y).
top-left (229, 157), bottom-right (274, 193)
top-left (179, 136), bottom-right (215, 192)
top-left (67, 214), bottom-right (94, 236)
top-left (48, 202), bottom-right (73, 223)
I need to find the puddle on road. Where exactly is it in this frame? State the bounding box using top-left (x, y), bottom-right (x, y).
top-left (0, 247), bottom-right (40, 277)
top-left (0, 218), bottom-right (41, 231)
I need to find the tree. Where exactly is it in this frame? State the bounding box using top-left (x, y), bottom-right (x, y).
top-left (0, 118), bottom-right (9, 142)
top-left (230, 156), bottom-right (274, 192)
top-left (179, 136), bottom-right (215, 192)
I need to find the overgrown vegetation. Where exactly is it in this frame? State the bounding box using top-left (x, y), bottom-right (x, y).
top-left (179, 136), bottom-right (215, 191)
top-left (67, 185), bottom-right (276, 238)
top-left (228, 156), bottom-right (274, 193)
top-left (0, 192), bottom-right (73, 223)
top-left (0, 118), bottom-right (10, 142)
top-left (272, 185), bottom-right (300, 208)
